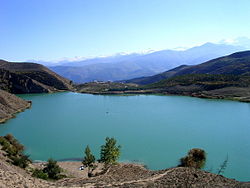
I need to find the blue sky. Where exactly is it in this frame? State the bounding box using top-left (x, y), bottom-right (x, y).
top-left (1, 0), bottom-right (250, 61)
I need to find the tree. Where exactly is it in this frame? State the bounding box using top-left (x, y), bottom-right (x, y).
top-left (179, 148), bottom-right (206, 169)
top-left (100, 137), bottom-right (121, 165)
top-left (82, 145), bottom-right (95, 167)
top-left (83, 145), bottom-right (96, 177)
top-left (217, 155), bottom-right (228, 175)
top-left (43, 158), bottom-right (63, 180)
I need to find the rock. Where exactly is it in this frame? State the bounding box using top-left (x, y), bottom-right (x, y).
top-left (0, 89), bottom-right (31, 123)
top-left (0, 59), bottom-right (73, 94)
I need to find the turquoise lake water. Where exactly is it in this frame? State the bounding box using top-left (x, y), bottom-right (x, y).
top-left (0, 92), bottom-right (250, 181)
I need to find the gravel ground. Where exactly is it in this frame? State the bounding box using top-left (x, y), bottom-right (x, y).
top-left (1, 153), bottom-right (250, 188)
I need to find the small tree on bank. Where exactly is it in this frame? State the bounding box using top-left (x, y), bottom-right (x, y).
top-left (43, 158), bottom-right (63, 180)
top-left (217, 155), bottom-right (228, 175)
top-left (179, 148), bottom-right (206, 169)
top-left (100, 137), bottom-right (121, 165)
top-left (32, 158), bottom-right (65, 180)
top-left (83, 145), bottom-right (95, 167)
top-left (82, 145), bottom-right (96, 177)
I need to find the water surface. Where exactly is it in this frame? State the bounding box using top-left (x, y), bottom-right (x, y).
top-left (0, 92), bottom-right (249, 181)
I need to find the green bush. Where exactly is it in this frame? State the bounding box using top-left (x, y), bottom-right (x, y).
top-left (32, 159), bottom-right (66, 181)
top-left (179, 148), bottom-right (206, 169)
top-left (0, 134), bottom-right (25, 156)
top-left (4, 134), bottom-right (24, 154)
top-left (32, 169), bottom-right (49, 180)
top-left (0, 135), bottom-right (31, 169)
top-left (10, 154), bottom-right (31, 168)
top-left (43, 158), bottom-right (64, 180)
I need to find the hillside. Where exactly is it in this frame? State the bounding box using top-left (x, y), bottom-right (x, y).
top-left (125, 50), bottom-right (250, 85)
top-left (0, 147), bottom-right (249, 188)
top-left (0, 60), bottom-right (73, 93)
top-left (0, 89), bottom-right (31, 123)
top-left (76, 81), bottom-right (139, 94)
top-left (77, 51), bottom-right (250, 102)
top-left (49, 43), bottom-right (245, 83)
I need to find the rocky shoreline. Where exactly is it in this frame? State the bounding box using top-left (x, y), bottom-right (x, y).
top-left (0, 136), bottom-right (250, 187)
top-left (78, 88), bottom-right (250, 103)
top-left (1, 158), bottom-right (250, 188)
top-left (75, 81), bottom-right (250, 103)
top-left (0, 89), bottom-right (32, 124)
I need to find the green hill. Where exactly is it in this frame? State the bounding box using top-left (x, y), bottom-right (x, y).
top-left (125, 51), bottom-right (250, 85)
top-left (84, 51), bottom-right (250, 102)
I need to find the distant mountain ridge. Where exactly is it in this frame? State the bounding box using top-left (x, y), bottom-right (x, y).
top-left (125, 50), bottom-right (250, 102)
top-left (125, 50), bottom-right (250, 85)
top-left (76, 51), bottom-right (250, 102)
top-left (48, 43), bottom-right (246, 83)
top-left (0, 60), bottom-right (73, 94)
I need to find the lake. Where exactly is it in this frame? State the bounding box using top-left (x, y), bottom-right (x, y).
top-left (0, 92), bottom-right (250, 181)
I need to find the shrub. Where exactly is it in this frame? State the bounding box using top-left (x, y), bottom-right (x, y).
top-left (43, 158), bottom-right (64, 180)
top-left (4, 134), bottom-right (24, 154)
top-left (32, 169), bottom-right (49, 180)
top-left (0, 137), bottom-right (15, 155)
top-left (10, 154), bottom-right (31, 168)
top-left (100, 137), bottom-right (121, 165)
top-left (179, 148), bottom-right (206, 169)
top-left (0, 135), bottom-right (31, 169)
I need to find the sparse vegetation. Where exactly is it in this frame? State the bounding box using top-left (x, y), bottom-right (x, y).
top-left (10, 154), bottom-right (31, 168)
top-left (0, 134), bottom-right (31, 168)
top-left (0, 135), bottom-right (247, 187)
top-left (217, 155), bottom-right (229, 175)
top-left (76, 81), bottom-right (139, 94)
top-left (179, 148), bottom-right (206, 169)
top-left (43, 158), bottom-right (65, 180)
top-left (147, 74), bottom-right (250, 90)
top-left (32, 159), bottom-right (66, 180)
top-left (32, 168), bottom-right (49, 180)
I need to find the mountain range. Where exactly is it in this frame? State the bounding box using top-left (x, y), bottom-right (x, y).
top-left (124, 51), bottom-right (250, 85)
top-left (1, 50), bottom-right (250, 122)
top-left (47, 42), bottom-right (247, 83)
top-left (77, 51), bottom-right (250, 102)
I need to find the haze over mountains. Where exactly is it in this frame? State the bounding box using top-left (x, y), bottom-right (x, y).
top-left (76, 50), bottom-right (250, 102)
top-left (40, 41), bottom-right (248, 84)
top-left (124, 51), bottom-right (250, 85)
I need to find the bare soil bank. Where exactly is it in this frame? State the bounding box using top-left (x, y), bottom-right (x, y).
top-left (0, 89), bottom-right (31, 124)
top-left (1, 156), bottom-right (250, 188)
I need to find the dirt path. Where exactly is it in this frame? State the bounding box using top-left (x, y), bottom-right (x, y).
top-left (103, 168), bottom-right (174, 187)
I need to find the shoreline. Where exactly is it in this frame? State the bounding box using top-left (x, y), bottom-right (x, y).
top-left (78, 89), bottom-right (250, 103)
top-left (0, 100), bottom-right (32, 124)
top-left (32, 161), bottom-right (250, 187)
top-left (32, 159), bottom-right (248, 182)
